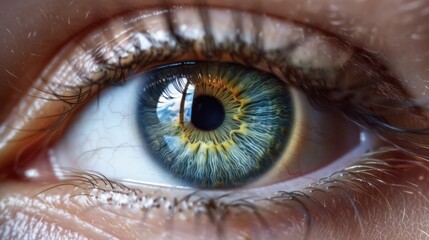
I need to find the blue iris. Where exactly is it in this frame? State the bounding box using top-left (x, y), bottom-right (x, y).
top-left (136, 62), bottom-right (294, 188)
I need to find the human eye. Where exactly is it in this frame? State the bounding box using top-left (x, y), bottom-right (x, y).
top-left (1, 1), bottom-right (429, 240)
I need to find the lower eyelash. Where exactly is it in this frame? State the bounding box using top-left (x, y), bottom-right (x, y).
top-left (16, 146), bottom-right (427, 239)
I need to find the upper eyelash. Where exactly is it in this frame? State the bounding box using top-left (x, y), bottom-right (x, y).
top-left (2, 6), bottom-right (425, 182)
top-left (1, 5), bottom-right (424, 183)
top-left (34, 6), bottom-right (428, 162)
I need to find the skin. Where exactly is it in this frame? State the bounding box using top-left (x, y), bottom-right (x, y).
top-left (0, 0), bottom-right (429, 239)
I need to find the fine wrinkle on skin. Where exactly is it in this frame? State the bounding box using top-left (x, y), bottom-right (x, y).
top-left (1, 150), bottom-right (429, 239)
top-left (0, 195), bottom-right (116, 239)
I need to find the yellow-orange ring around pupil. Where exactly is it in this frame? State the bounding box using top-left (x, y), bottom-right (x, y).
top-left (137, 62), bottom-right (294, 188)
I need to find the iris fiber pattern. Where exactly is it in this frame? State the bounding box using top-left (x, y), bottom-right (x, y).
top-left (137, 62), bottom-right (293, 188)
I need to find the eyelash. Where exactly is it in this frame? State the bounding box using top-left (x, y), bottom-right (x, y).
top-left (6, 5), bottom-right (429, 239)
top-left (30, 148), bottom-right (424, 239)
top-left (43, 6), bottom-right (424, 160)
top-left (42, 8), bottom-right (395, 133)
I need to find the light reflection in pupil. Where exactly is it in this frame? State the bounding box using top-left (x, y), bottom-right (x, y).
top-left (191, 95), bottom-right (225, 131)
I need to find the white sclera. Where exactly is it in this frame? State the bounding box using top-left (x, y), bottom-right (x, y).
top-left (50, 71), bottom-right (369, 189)
top-left (51, 76), bottom-right (185, 187)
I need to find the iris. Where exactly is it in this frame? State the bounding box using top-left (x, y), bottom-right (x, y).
top-left (137, 62), bottom-right (294, 188)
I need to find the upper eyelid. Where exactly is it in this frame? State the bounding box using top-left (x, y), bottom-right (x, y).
top-left (18, 6), bottom-right (396, 119)
top-left (0, 2), bottom-right (427, 170)
top-left (2, 0), bottom-right (428, 131)
top-left (0, 5), bottom-right (413, 172)
top-left (69, 8), bottom-right (356, 85)
top-left (2, 0), bottom-right (426, 90)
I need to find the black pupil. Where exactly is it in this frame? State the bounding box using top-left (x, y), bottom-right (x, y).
top-left (191, 95), bottom-right (225, 131)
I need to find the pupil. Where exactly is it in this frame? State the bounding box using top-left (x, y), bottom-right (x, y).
top-left (191, 95), bottom-right (225, 131)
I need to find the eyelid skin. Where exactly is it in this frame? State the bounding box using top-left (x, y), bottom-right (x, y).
top-left (1, 150), bottom-right (428, 239)
top-left (1, 0), bottom-right (429, 115)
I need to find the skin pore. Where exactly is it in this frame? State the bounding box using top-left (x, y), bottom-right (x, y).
top-left (1, 0), bottom-right (429, 239)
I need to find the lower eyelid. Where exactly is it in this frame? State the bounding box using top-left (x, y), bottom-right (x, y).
top-left (1, 148), bottom-right (428, 239)
top-left (0, 181), bottom-right (307, 239)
